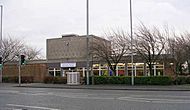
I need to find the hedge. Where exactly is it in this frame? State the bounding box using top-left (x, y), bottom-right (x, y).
top-left (173, 76), bottom-right (190, 85)
top-left (44, 76), bottom-right (67, 84)
top-left (93, 76), bottom-right (130, 85)
top-left (93, 76), bottom-right (173, 85)
top-left (3, 76), bottom-right (190, 85)
top-left (2, 76), bottom-right (33, 83)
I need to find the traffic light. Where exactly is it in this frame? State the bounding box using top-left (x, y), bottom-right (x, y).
top-left (0, 57), bottom-right (2, 69)
top-left (20, 55), bottom-right (25, 65)
top-left (0, 57), bottom-right (2, 64)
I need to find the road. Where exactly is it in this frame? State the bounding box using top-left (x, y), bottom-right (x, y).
top-left (0, 85), bottom-right (190, 110)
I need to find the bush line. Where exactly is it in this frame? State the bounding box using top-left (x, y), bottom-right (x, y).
top-left (93, 76), bottom-right (172, 85)
top-left (3, 76), bottom-right (190, 85)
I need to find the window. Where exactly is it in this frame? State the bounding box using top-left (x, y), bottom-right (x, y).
top-left (48, 68), bottom-right (61, 77)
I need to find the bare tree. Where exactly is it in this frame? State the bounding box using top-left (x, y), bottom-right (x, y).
top-left (91, 31), bottom-right (130, 76)
top-left (134, 24), bottom-right (166, 76)
top-left (183, 33), bottom-right (190, 74)
top-left (164, 36), bottom-right (177, 74)
top-left (175, 33), bottom-right (190, 74)
top-left (164, 31), bottom-right (190, 76)
top-left (1, 37), bottom-right (24, 63)
top-left (23, 46), bottom-right (42, 60)
top-left (1, 37), bottom-right (42, 64)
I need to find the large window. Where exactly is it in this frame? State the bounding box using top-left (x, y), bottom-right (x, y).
top-left (48, 68), bottom-right (61, 77)
top-left (117, 63), bottom-right (125, 76)
top-left (127, 63), bottom-right (144, 76)
top-left (92, 62), bottom-right (164, 76)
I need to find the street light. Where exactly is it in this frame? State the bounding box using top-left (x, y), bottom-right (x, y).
top-left (0, 5), bottom-right (2, 41)
top-left (129, 0), bottom-right (134, 85)
top-left (0, 5), bottom-right (3, 83)
top-left (86, 0), bottom-right (90, 85)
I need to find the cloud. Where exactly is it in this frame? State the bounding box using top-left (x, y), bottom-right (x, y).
top-left (133, 0), bottom-right (190, 31)
top-left (1, 0), bottom-right (190, 57)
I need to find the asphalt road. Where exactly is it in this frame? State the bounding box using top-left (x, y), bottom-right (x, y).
top-left (0, 86), bottom-right (190, 110)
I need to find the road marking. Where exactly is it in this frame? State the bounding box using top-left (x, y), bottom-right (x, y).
top-left (53, 94), bottom-right (115, 100)
top-left (0, 90), bottom-right (19, 94)
top-left (117, 96), bottom-right (190, 104)
top-left (15, 91), bottom-right (54, 96)
top-left (130, 94), bottom-right (190, 99)
top-left (7, 104), bottom-right (60, 110)
top-left (153, 100), bottom-right (190, 104)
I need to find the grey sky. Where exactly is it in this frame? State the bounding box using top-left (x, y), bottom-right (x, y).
top-left (1, 0), bottom-right (190, 58)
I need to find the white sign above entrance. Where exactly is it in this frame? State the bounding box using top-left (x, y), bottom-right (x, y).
top-left (60, 63), bottom-right (76, 68)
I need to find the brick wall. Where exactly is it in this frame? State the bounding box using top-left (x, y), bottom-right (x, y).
top-left (3, 63), bottom-right (48, 83)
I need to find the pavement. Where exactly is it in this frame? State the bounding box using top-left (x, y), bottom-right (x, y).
top-left (1, 83), bottom-right (190, 91)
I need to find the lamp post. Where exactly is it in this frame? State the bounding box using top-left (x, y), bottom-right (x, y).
top-left (129, 0), bottom-right (134, 85)
top-left (86, 0), bottom-right (90, 85)
top-left (0, 5), bottom-right (3, 83)
top-left (0, 5), bottom-right (2, 41)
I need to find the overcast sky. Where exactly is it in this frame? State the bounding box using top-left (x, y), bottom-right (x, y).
top-left (1, 0), bottom-right (190, 58)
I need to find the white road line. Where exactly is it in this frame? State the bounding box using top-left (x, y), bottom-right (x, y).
top-left (15, 92), bottom-right (54, 96)
top-left (118, 96), bottom-right (190, 104)
top-left (0, 90), bottom-right (19, 94)
top-left (130, 94), bottom-right (190, 99)
top-left (7, 104), bottom-right (60, 110)
top-left (54, 94), bottom-right (115, 100)
top-left (118, 97), bottom-right (151, 103)
top-left (153, 100), bottom-right (190, 104)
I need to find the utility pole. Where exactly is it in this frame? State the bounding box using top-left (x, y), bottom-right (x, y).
top-left (86, 0), bottom-right (90, 85)
top-left (0, 5), bottom-right (3, 83)
top-left (129, 0), bottom-right (134, 85)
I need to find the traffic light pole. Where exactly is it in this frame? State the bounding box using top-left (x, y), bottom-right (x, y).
top-left (18, 56), bottom-right (21, 86)
top-left (18, 55), bottom-right (25, 86)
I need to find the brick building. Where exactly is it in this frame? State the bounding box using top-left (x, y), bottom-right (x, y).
top-left (46, 34), bottom-right (110, 77)
top-left (46, 34), bottom-right (175, 77)
top-left (2, 34), bottom-right (175, 83)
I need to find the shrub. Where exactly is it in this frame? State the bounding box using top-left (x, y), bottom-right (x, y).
top-left (135, 76), bottom-right (150, 85)
top-left (94, 76), bottom-right (107, 84)
top-left (44, 76), bottom-right (67, 84)
top-left (2, 76), bottom-right (9, 82)
top-left (3, 76), bottom-right (18, 83)
top-left (136, 76), bottom-right (172, 85)
top-left (174, 76), bottom-right (189, 85)
top-left (53, 77), bottom-right (67, 84)
top-left (186, 76), bottom-right (190, 84)
top-left (94, 76), bottom-right (172, 85)
top-left (149, 76), bottom-right (172, 85)
top-left (108, 76), bottom-right (130, 84)
top-left (2, 76), bottom-right (33, 83)
top-left (21, 76), bottom-right (34, 83)
top-left (44, 76), bottom-right (54, 83)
